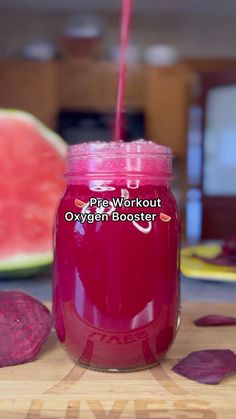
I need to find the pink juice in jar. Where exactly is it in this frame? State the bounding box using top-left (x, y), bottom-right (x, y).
top-left (53, 140), bottom-right (180, 371)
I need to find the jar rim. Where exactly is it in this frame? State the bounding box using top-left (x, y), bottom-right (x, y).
top-left (65, 139), bottom-right (173, 180)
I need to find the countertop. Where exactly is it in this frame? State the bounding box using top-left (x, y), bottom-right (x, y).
top-left (0, 302), bottom-right (236, 418)
top-left (0, 274), bottom-right (236, 418)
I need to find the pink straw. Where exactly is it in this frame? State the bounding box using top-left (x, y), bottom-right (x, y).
top-left (114, 0), bottom-right (133, 142)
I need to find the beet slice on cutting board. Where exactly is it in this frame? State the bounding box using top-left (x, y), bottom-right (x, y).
top-left (0, 290), bottom-right (52, 367)
top-left (172, 350), bottom-right (236, 384)
top-left (194, 315), bottom-right (236, 327)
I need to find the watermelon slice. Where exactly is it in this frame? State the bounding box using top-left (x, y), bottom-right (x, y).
top-left (160, 212), bottom-right (172, 222)
top-left (0, 110), bottom-right (67, 275)
top-left (75, 199), bottom-right (86, 208)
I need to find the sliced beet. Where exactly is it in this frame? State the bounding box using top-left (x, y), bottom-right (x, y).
top-left (193, 253), bottom-right (236, 267)
top-left (193, 237), bottom-right (236, 267)
top-left (194, 315), bottom-right (236, 327)
top-left (0, 290), bottom-right (52, 367)
top-left (172, 350), bottom-right (236, 384)
top-left (222, 237), bottom-right (236, 256)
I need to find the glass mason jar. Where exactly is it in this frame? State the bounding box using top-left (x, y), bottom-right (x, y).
top-left (53, 140), bottom-right (180, 372)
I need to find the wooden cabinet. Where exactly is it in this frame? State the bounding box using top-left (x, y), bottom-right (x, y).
top-left (57, 61), bottom-right (187, 156)
top-left (58, 61), bottom-right (112, 111)
top-left (58, 60), bottom-right (144, 112)
top-left (144, 63), bottom-right (189, 158)
top-left (0, 61), bottom-right (57, 128)
top-left (0, 59), bottom-right (187, 157)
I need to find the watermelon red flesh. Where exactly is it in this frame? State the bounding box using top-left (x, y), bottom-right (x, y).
top-left (0, 112), bottom-right (66, 264)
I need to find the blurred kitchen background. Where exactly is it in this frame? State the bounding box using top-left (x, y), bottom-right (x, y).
top-left (1, 0), bottom-right (236, 244)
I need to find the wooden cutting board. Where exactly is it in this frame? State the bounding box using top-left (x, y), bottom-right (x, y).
top-left (0, 302), bottom-right (236, 418)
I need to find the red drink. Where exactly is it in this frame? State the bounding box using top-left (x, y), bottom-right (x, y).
top-left (53, 140), bottom-right (180, 371)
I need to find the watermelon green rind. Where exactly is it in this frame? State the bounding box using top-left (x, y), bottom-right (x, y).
top-left (0, 109), bottom-right (67, 275)
top-left (0, 265), bottom-right (51, 278)
top-left (0, 252), bottom-right (52, 272)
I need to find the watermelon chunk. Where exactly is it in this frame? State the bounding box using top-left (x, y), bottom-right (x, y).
top-left (0, 110), bottom-right (67, 275)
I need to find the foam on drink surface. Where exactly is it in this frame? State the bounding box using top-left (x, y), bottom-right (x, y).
top-left (66, 140), bottom-right (173, 180)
